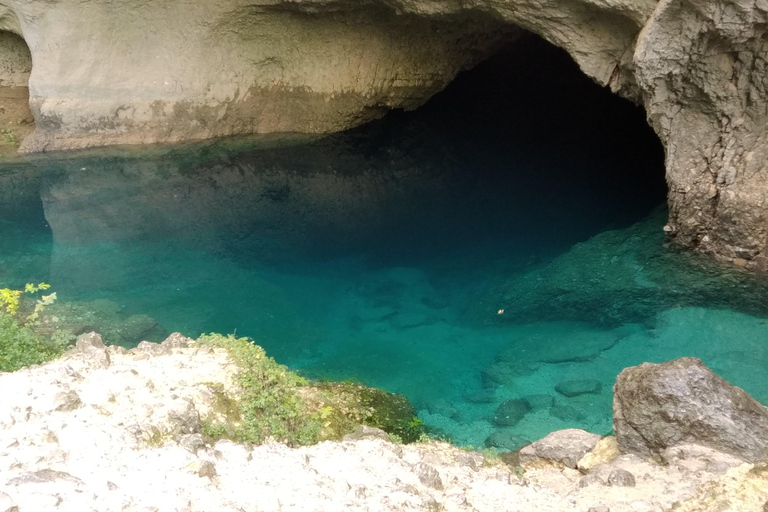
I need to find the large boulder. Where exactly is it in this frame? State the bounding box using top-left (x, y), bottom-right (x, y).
top-left (613, 357), bottom-right (768, 463)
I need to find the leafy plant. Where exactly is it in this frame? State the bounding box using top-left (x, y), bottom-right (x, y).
top-left (0, 312), bottom-right (72, 372)
top-left (0, 282), bottom-right (56, 323)
top-left (197, 333), bottom-right (322, 446)
top-left (0, 288), bottom-right (22, 315)
top-left (0, 283), bottom-right (73, 372)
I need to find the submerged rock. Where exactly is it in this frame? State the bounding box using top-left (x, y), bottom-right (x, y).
top-left (485, 430), bottom-right (530, 451)
top-left (463, 389), bottom-right (496, 404)
top-left (555, 379), bottom-right (602, 397)
top-left (479, 209), bottom-right (768, 327)
top-left (613, 357), bottom-right (768, 463)
top-left (495, 325), bottom-right (620, 365)
top-left (523, 394), bottom-right (554, 411)
top-left (481, 362), bottom-right (518, 387)
top-left (494, 399), bottom-right (531, 427)
top-left (549, 404), bottom-right (586, 422)
top-left (425, 399), bottom-right (459, 419)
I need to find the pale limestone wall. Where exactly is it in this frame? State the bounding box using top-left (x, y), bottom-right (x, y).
top-left (1, 0), bottom-right (768, 265)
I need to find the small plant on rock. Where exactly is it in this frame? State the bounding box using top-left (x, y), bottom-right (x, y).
top-left (0, 283), bottom-right (73, 373)
top-left (197, 333), bottom-right (426, 446)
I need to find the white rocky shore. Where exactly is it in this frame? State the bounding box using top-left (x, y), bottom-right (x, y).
top-left (1, 334), bottom-right (767, 512)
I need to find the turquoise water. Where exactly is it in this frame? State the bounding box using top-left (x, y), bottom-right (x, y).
top-left (3, 37), bottom-right (768, 450)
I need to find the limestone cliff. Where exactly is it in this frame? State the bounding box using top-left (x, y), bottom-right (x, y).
top-left (1, 0), bottom-right (767, 265)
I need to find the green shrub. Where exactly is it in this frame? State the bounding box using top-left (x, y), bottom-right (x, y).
top-left (0, 312), bottom-right (72, 372)
top-left (198, 333), bottom-right (322, 446)
top-left (197, 333), bottom-right (425, 446)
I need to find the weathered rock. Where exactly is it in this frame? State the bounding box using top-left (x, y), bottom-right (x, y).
top-left (166, 401), bottom-right (201, 436)
top-left (613, 358), bottom-right (768, 463)
top-left (674, 463), bottom-right (768, 512)
top-left (53, 390), bottom-right (82, 412)
top-left (578, 436), bottom-right (620, 473)
top-left (135, 341), bottom-right (172, 357)
top-left (484, 430), bottom-right (530, 452)
top-left (343, 425), bottom-right (390, 442)
top-left (178, 433), bottom-right (206, 455)
top-left (413, 462), bottom-right (443, 490)
top-left (587, 507), bottom-right (610, 512)
top-left (661, 444), bottom-right (744, 473)
top-left (518, 429), bottom-right (601, 469)
top-left (106, 345), bottom-right (128, 356)
top-left (73, 332), bottom-right (111, 369)
top-left (555, 379), bottom-right (602, 397)
top-left (75, 332), bottom-right (106, 351)
top-left (162, 332), bottom-right (193, 349)
top-left (607, 468), bottom-right (635, 487)
top-left (197, 461), bottom-right (217, 479)
top-left (0, 340), bottom-right (763, 511)
top-left (494, 399), bottom-right (531, 427)
top-left (7, 469), bottom-right (83, 486)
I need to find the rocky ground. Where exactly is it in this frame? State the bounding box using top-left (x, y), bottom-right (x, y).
top-left (1, 335), bottom-right (767, 511)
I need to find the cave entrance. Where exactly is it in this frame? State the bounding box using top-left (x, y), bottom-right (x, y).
top-left (0, 29), bottom-right (33, 156)
top-left (346, 32), bottom-right (668, 264)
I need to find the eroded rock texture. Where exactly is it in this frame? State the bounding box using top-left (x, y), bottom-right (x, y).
top-left (0, 0), bottom-right (767, 263)
top-left (613, 357), bottom-right (768, 463)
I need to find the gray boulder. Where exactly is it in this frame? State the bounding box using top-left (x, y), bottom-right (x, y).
top-left (613, 357), bottom-right (768, 462)
top-left (518, 428), bottom-right (601, 468)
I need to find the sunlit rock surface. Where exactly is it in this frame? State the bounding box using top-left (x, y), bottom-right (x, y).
top-left (1, 346), bottom-right (766, 511)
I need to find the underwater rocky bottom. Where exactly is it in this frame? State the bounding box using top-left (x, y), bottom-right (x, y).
top-left (3, 156), bottom-right (768, 453)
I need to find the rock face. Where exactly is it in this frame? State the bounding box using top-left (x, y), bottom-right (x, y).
top-left (0, 0), bottom-right (766, 262)
top-left (613, 357), bottom-right (768, 463)
top-left (0, 0), bottom-right (512, 153)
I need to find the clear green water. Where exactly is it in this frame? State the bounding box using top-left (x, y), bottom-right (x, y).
top-left (3, 37), bottom-right (768, 450)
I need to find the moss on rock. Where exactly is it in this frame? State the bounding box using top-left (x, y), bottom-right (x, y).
top-left (197, 333), bottom-right (424, 446)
